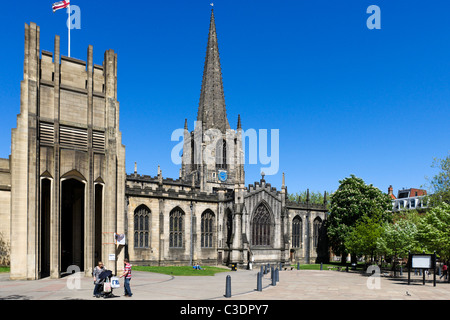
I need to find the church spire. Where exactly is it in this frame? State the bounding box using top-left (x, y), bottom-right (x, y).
top-left (197, 8), bottom-right (230, 133)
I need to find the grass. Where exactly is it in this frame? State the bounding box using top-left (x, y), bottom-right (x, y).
top-left (0, 267), bottom-right (10, 273)
top-left (133, 265), bottom-right (230, 276)
top-left (289, 262), bottom-right (364, 271)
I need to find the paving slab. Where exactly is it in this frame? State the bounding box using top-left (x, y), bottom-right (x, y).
top-left (0, 269), bottom-right (449, 301)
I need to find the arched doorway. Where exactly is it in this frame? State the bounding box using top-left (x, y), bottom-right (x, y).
top-left (61, 178), bottom-right (85, 273)
top-left (39, 177), bottom-right (52, 278)
top-left (94, 183), bottom-right (103, 266)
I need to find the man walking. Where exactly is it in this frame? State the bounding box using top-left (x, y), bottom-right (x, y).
top-left (120, 258), bottom-right (133, 297)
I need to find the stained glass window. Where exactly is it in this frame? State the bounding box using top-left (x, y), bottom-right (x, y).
top-left (170, 208), bottom-right (184, 248)
top-left (292, 216), bottom-right (302, 248)
top-left (201, 210), bottom-right (214, 248)
top-left (252, 204), bottom-right (272, 246)
top-left (134, 205), bottom-right (150, 248)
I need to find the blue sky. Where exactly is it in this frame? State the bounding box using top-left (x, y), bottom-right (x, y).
top-left (0, 0), bottom-right (449, 195)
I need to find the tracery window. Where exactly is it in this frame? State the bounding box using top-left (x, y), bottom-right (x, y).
top-left (134, 205), bottom-right (150, 248)
top-left (169, 208), bottom-right (184, 248)
top-left (313, 217), bottom-right (322, 249)
top-left (292, 216), bottom-right (302, 248)
top-left (252, 204), bottom-right (272, 246)
top-left (225, 209), bottom-right (233, 246)
top-left (201, 210), bottom-right (214, 248)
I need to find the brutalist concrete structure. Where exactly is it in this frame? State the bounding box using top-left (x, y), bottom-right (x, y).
top-left (7, 22), bottom-right (125, 280)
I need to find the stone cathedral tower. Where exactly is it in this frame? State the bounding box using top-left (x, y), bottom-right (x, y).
top-left (9, 22), bottom-right (126, 280)
top-left (181, 9), bottom-right (245, 194)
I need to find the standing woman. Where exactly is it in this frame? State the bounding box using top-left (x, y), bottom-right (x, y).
top-left (92, 261), bottom-right (104, 298)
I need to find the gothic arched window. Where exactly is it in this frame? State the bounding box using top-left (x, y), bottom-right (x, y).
top-left (169, 208), bottom-right (184, 248)
top-left (292, 216), bottom-right (302, 248)
top-left (225, 209), bottom-right (233, 247)
top-left (252, 203), bottom-right (272, 246)
top-left (313, 217), bottom-right (322, 249)
top-left (201, 210), bottom-right (214, 248)
top-left (216, 139), bottom-right (227, 169)
top-left (134, 205), bottom-right (150, 248)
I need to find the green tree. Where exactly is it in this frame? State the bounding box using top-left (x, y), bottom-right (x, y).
top-left (377, 211), bottom-right (420, 263)
top-left (288, 190), bottom-right (330, 205)
top-left (344, 216), bottom-right (383, 262)
top-left (416, 202), bottom-right (450, 262)
top-left (426, 154), bottom-right (450, 205)
top-left (327, 175), bottom-right (392, 263)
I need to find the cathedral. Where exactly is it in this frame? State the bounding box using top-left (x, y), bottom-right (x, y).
top-left (0, 9), bottom-right (328, 280)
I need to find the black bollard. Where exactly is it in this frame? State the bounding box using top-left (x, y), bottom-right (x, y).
top-left (260, 265), bottom-right (264, 276)
top-left (297, 262), bottom-right (300, 270)
top-left (276, 268), bottom-right (279, 282)
top-left (320, 263), bottom-right (323, 271)
top-left (272, 271), bottom-right (276, 286)
top-left (264, 265), bottom-right (267, 274)
top-left (224, 275), bottom-right (231, 298)
top-left (257, 272), bottom-right (262, 291)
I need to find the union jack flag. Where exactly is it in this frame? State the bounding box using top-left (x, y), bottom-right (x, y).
top-left (52, 0), bottom-right (70, 12)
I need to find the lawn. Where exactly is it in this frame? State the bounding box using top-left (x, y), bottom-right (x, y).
top-left (133, 265), bottom-right (230, 276)
top-left (0, 267), bottom-right (10, 273)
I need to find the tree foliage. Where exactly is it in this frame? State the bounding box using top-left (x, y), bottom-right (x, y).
top-left (327, 175), bottom-right (392, 260)
top-left (416, 202), bottom-right (450, 261)
top-left (377, 211), bottom-right (420, 261)
top-left (288, 190), bottom-right (330, 206)
top-left (426, 153), bottom-right (450, 205)
top-left (344, 216), bottom-right (383, 260)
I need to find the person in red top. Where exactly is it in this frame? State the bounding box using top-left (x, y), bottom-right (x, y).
top-left (120, 258), bottom-right (133, 297)
top-left (440, 263), bottom-right (448, 280)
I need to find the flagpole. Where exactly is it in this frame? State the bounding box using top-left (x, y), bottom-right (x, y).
top-left (68, 3), bottom-right (71, 57)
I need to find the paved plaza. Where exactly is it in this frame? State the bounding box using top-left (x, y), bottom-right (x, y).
top-left (0, 268), bottom-right (449, 301)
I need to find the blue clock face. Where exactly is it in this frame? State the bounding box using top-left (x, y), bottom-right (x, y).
top-left (218, 170), bottom-right (228, 182)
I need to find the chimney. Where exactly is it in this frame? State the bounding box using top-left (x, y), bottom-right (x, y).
top-left (388, 185), bottom-right (394, 196)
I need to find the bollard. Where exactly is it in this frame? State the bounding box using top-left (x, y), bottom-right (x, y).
top-left (257, 272), bottom-right (262, 291)
top-left (224, 275), bottom-right (231, 298)
top-left (264, 265), bottom-right (267, 275)
top-left (297, 262), bottom-right (300, 270)
top-left (276, 268), bottom-right (279, 282)
top-left (400, 266), bottom-right (403, 276)
top-left (320, 263), bottom-right (323, 271)
top-left (272, 271), bottom-right (276, 286)
top-left (260, 265), bottom-right (264, 276)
